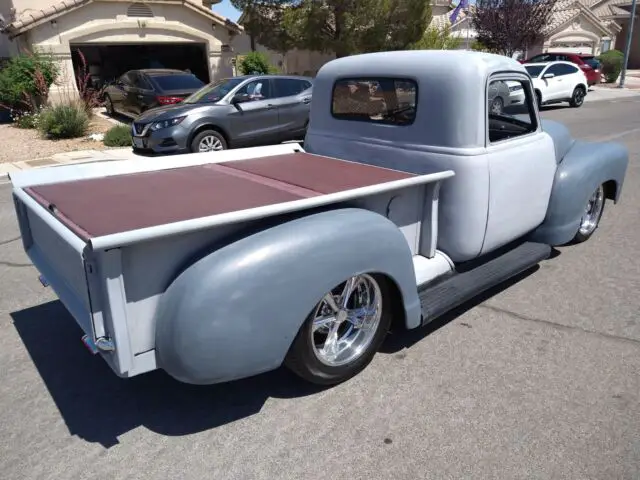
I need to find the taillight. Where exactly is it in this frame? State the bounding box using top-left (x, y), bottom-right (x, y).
top-left (579, 64), bottom-right (592, 71)
top-left (157, 96), bottom-right (183, 105)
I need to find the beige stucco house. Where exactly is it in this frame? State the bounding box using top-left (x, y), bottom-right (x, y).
top-left (434, 0), bottom-right (638, 67)
top-left (0, 0), bottom-right (244, 103)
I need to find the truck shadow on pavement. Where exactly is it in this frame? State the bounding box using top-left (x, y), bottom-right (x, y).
top-left (10, 258), bottom-right (555, 448)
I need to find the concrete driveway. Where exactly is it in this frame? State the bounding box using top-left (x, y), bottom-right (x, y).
top-left (1, 99), bottom-right (639, 479)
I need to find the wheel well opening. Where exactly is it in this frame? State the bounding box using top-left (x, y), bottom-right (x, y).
top-left (603, 179), bottom-right (617, 201)
top-left (373, 273), bottom-right (406, 334)
top-left (189, 124), bottom-right (229, 147)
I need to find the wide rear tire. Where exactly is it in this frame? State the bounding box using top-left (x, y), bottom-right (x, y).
top-left (285, 273), bottom-right (393, 385)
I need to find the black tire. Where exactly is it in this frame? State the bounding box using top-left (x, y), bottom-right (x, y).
top-left (284, 274), bottom-right (394, 386)
top-left (490, 96), bottom-right (504, 114)
top-left (535, 90), bottom-right (542, 108)
top-left (572, 184), bottom-right (606, 243)
top-left (189, 129), bottom-right (227, 153)
top-left (569, 86), bottom-right (586, 108)
top-left (105, 94), bottom-right (114, 116)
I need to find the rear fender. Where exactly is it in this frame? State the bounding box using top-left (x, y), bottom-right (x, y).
top-left (154, 208), bottom-right (420, 385)
top-left (529, 140), bottom-right (628, 245)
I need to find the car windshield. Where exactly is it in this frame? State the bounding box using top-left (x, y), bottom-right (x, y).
top-left (183, 78), bottom-right (246, 104)
top-left (525, 65), bottom-right (545, 78)
top-left (150, 74), bottom-right (206, 91)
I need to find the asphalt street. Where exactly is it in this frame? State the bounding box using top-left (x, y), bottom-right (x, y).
top-left (1, 97), bottom-right (640, 480)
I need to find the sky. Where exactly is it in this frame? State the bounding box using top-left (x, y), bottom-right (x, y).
top-left (212, 0), bottom-right (242, 22)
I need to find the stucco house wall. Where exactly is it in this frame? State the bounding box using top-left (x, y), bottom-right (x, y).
top-left (1, 0), bottom-right (241, 103)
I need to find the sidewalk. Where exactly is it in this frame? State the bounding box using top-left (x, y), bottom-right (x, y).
top-left (0, 147), bottom-right (139, 180)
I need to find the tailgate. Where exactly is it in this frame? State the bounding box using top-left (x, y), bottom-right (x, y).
top-left (12, 189), bottom-right (94, 338)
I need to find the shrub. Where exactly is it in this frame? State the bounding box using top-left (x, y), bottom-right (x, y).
top-left (11, 107), bottom-right (43, 129)
top-left (103, 124), bottom-right (132, 147)
top-left (0, 52), bottom-right (58, 112)
top-left (238, 51), bottom-right (279, 75)
top-left (409, 25), bottom-right (462, 50)
top-left (597, 49), bottom-right (624, 83)
top-left (38, 102), bottom-right (89, 139)
top-left (74, 48), bottom-right (104, 116)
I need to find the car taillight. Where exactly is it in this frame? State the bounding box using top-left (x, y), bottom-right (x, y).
top-left (157, 96), bottom-right (183, 105)
top-left (579, 64), bottom-right (592, 71)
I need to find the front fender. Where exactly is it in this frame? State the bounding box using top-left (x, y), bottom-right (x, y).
top-left (154, 208), bottom-right (420, 385)
top-left (529, 139), bottom-right (628, 245)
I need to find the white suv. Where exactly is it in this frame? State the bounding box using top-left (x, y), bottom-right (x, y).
top-left (524, 61), bottom-right (588, 108)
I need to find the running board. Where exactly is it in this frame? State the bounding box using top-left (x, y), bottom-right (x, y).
top-left (419, 241), bottom-right (551, 325)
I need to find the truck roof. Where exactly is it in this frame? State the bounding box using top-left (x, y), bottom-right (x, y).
top-left (24, 152), bottom-right (416, 243)
top-left (309, 50), bottom-right (530, 150)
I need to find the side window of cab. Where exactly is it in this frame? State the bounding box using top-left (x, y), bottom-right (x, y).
top-left (487, 77), bottom-right (538, 143)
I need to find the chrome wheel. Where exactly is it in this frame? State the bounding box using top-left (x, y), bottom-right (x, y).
top-left (198, 135), bottom-right (224, 152)
top-left (490, 97), bottom-right (503, 114)
top-left (310, 274), bottom-right (383, 367)
top-left (579, 185), bottom-right (604, 236)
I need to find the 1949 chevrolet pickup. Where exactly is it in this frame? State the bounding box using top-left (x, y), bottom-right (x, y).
top-left (9, 50), bottom-right (628, 386)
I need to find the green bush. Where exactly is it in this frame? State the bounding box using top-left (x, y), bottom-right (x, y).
top-left (0, 52), bottom-right (58, 110)
top-left (11, 108), bottom-right (42, 129)
top-left (597, 49), bottom-right (624, 83)
top-left (103, 124), bottom-right (132, 147)
top-left (38, 103), bottom-right (89, 139)
top-left (238, 51), bottom-right (279, 75)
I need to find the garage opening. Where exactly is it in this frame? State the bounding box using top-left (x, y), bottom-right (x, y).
top-left (71, 43), bottom-right (210, 90)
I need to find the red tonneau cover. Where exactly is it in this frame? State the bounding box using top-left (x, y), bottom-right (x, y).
top-left (24, 152), bottom-right (414, 242)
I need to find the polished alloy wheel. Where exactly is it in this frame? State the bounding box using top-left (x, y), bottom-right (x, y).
top-left (579, 185), bottom-right (604, 236)
top-left (573, 88), bottom-right (585, 106)
top-left (198, 135), bottom-right (224, 152)
top-left (310, 274), bottom-right (383, 367)
top-left (490, 97), bottom-right (503, 114)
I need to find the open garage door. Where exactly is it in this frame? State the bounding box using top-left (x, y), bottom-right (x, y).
top-left (71, 43), bottom-right (210, 90)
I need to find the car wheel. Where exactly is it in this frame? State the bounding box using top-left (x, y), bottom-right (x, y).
top-left (535, 90), bottom-right (542, 108)
top-left (105, 95), bottom-right (114, 116)
top-left (569, 86), bottom-right (586, 107)
top-left (490, 97), bottom-right (503, 114)
top-left (573, 184), bottom-right (605, 243)
top-left (190, 129), bottom-right (227, 153)
top-left (285, 273), bottom-right (393, 386)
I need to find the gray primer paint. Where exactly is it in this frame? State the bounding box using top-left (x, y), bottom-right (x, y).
top-left (154, 208), bottom-right (420, 385)
top-left (541, 119), bottom-right (575, 163)
top-left (529, 139), bottom-right (628, 245)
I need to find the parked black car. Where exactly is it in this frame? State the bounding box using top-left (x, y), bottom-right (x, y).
top-left (131, 74), bottom-right (313, 155)
top-left (104, 69), bottom-right (206, 117)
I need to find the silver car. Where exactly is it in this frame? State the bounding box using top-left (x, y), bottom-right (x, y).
top-left (131, 74), bottom-right (313, 154)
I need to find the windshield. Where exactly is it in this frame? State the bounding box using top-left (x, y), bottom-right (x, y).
top-left (525, 65), bottom-right (545, 78)
top-left (150, 74), bottom-right (205, 91)
top-left (183, 78), bottom-right (245, 104)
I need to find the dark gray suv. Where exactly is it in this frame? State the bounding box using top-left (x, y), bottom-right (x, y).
top-left (131, 74), bottom-right (313, 154)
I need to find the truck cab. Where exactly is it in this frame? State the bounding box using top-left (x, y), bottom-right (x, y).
top-left (304, 50), bottom-right (626, 261)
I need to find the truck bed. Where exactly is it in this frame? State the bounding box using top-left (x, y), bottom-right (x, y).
top-left (24, 152), bottom-right (414, 242)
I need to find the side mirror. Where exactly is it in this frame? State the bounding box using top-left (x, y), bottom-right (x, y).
top-left (543, 73), bottom-right (555, 79)
top-left (231, 93), bottom-right (250, 105)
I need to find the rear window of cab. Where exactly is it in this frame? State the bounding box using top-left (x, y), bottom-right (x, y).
top-left (331, 78), bottom-right (417, 126)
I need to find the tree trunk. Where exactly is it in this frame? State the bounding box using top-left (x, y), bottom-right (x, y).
top-left (250, 35), bottom-right (256, 52)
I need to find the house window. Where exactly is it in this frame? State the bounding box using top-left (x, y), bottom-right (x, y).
top-left (487, 78), bottom-right (537, 143)
top-left (127, 3), bottom-right (154, 18)
top-left (331, 78), bottom-right (417, 126)
top-left (601, 39), bottom-right (611, 53)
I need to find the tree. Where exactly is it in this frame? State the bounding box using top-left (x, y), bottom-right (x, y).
top-left (232, 0), bottom-right (431, 58)
top-left (471, 0), bottom-right (557, 57)
top-left (409, 24), bottom-right (462, 50)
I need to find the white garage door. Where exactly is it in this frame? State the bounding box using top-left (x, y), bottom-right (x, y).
top-left (548, 41), bottom-right (595, 54)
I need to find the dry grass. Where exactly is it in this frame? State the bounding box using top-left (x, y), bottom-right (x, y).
top-left (0, 115), bottom-right (119, 164)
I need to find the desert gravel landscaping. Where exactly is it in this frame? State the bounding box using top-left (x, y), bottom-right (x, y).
top-left (0, 115), bottom-right (119, 164)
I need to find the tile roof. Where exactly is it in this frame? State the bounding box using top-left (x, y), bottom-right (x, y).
top-left (2, 0), bottom-right (242, 36)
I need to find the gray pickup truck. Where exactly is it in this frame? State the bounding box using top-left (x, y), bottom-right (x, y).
top-left (9, 50), bottom-right (628, 387)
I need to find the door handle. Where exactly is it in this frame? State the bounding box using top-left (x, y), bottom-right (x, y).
top-left (266, 104), bottom-right (274, 109)
top-left (302, 97), bottom-right (311, 104)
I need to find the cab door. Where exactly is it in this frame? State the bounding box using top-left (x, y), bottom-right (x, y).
top-left (481, 74), bottom-right (557, 254)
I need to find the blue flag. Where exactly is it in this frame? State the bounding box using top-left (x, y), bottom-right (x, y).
top-left (449, 0), bottom-right (469, 24)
